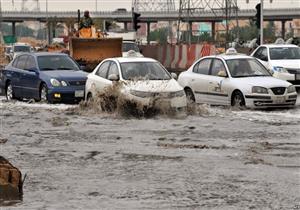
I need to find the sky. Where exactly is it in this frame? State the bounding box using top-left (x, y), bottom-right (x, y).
top-left (1, 0), bottom-right (300, 11)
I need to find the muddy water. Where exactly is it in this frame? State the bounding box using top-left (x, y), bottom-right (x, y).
top-left (0, 96), bottom-right (300, 209)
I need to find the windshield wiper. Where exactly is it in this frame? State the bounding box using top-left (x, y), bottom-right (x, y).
top-left (40, 68), bottom-right (55, 70)
top-left (57, 67), bottom-right (73, 70)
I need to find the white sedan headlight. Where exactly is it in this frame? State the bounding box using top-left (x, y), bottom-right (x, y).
top-left (50, 78), bottom-right (61, 87)
top-left (287, 85), bottom-right (296, 93)
top-left (272, 66), bottom-right (288, 73)
top-left (252, 86), bottom-right (268, 94)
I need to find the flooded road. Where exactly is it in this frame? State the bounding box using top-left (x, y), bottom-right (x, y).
top-left (0, 96), bottom-right (300, 209)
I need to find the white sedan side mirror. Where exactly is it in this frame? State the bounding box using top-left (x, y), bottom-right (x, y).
top-left (171, 73), bottom-right (177, 80)
top-left (108, 74), bottom-right (119, 81)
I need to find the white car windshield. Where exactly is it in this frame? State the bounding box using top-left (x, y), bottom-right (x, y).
top-left (38, 55), bottom-right (80, 71)
top-left (120, 62), bottom-right (171, 80)
top-left (226, 59), bottom-right (271, 78)
top-left (269, 47), bottom-right (300, 60)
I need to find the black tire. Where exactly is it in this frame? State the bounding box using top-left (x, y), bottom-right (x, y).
top-left (185, 88), bottom-right (195, 104)
top-left (5, 81), bottom-right (15, 101)
top-left (39, 83), bottom-right (49, 103)
top-left (86, 92), bottom-right (93, 102)
top-left (231, 91), bottom-right (245, 108)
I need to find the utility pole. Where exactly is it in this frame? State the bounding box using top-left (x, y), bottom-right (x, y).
top-left (0, 0), bottom-right (2, 44)
top-left (95, 0), bottom-right (97, 12)
top-left (46, 0), bottom-right (51, 44)
top-left (260, 0), bottom-right (264, 45)
top-left (225, 0), bottom-right (229, 48)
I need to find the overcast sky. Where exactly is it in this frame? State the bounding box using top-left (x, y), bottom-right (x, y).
top-left (1, 0), bottom-right (300, 11)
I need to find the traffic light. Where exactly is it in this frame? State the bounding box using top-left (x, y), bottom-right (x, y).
top-left (132, 12), bottom-right (141, 31)
top-left (255, 3), bottom-right (261, 29)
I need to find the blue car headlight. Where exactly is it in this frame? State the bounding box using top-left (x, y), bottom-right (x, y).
top-left (50, 78), bottom-right (61, 87)
top-left (272, 66), bottom-right (288, 73)
top-left (50, 79), bottom-right (68, 87)
top-left (252, 86), bottom-right (268, 94)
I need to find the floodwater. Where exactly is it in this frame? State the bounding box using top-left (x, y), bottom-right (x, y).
top-left (0, 95), bottom-right (300, 209)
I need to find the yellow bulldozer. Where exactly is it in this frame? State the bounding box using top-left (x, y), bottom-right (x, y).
top-left (70, 26), bottom-right (122, 72)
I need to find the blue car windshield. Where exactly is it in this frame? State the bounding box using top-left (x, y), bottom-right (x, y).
top-left (38, 55), bottom-right (80, 71)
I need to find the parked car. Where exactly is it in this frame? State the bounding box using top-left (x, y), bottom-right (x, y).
top-left (122, 41), bottom-right (143, 57)
top-left (178, 49), bottom-right (297, 109)
top-left (9, 43), bottom-right (32, 61)
top-left (0, 52), bottom-right (88, 103)
top-left (85, 57), bottom-right (187, 111)
top-left (251, 44), bottom-right (300, 88)
top-left (4, 45), bottom-right (12, 61)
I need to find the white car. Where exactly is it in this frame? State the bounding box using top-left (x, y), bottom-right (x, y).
top-left (178, 50), bottom-right (297, 109)
top-left (251, 44), bottom-right (300, 87)
top-left (85, 57), bottom-right (187, 111)
top-left (122, 41), bottom-right (143, 57)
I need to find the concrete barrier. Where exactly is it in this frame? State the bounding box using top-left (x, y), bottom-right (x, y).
top-left (141, 44), bottom-right (216, 71)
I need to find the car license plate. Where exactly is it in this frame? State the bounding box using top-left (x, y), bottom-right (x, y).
top-left (75, 90), bottom-right (84, 98)
top-left (296, 74), bottom-right (300, 80)
top-left (274, 96), bottom-right (285, 104)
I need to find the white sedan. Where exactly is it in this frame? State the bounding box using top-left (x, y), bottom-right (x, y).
top-left (178, 51), bottom-right (298, 109)
top-left (85, 57), bottom-right (187, 111)
top-left (251, 44), bottom-right (300, 88)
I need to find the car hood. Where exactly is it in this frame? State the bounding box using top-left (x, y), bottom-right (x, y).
top-left (41, 70), bottom-right (88, 81)
top-left (270, 60), bottom-right (300, 69)
top-left (123, 79), bottom-right (183, 92)
top-left (232, 76), bottom-right (292, 88)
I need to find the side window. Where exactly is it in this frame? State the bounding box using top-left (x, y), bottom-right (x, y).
top-left (24, 56), bottom-right (37, 70)
top-left (253, 47), bottom-right (262, 58)
top-left (210, 59), bottom-right (226, 76)
top-left (107, 62), bottom-right (119, 78)
top-left (260, 47), bottom-right (268, 58)
top-left (16, 55), bottom-right (28, 69)
top-left (96, 61), bottom-right (110, 78)
top-left (193, 59), bottom-right (212, 75)
top-left (12, 57), bottom-right (19, 68)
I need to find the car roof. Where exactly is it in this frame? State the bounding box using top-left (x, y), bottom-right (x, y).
top-left (112, 57), bottom-right (157, 63)
top-left (260, 44), bottom-right (299, 48)
top-left (206, 53), bottom-right (253, 61)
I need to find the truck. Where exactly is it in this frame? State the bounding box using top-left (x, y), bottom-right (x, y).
top-left (69, 37), bottom-right (123, 72)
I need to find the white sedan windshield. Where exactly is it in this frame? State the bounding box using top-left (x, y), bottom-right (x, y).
top-left (120, 62), bottom-right (171, 80)
top-left (226, 59), bottom-right (271, 78)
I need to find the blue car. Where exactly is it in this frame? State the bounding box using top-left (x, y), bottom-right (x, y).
top-left (0, 52), bottom-right (88, 103)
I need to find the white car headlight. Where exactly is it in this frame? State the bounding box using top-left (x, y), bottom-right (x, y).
top-left (252, 86), bottom-right (268, 94)
top-left (287, 85), bottom-right (296, 93)
top-left (272, 66), bottom-right (288, 73)
top-left (61, 81), bottom-right (68, 87)
top-left (50, 78), bottom-right (61, 87)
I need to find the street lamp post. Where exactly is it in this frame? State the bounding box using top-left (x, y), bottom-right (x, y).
top-left (260, 0), bottom-right (264, 45)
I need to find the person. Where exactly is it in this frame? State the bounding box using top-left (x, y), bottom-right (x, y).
top-left (79, 10), bottom-right (94, 30)
top-left (78, 10), bottom-right (94, 38)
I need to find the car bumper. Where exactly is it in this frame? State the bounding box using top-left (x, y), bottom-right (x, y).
top-left (245, 93), bottom-right (297, 108)
top-left (127, 94), bottom-right (187, 110)
top-left (273, 72), bottom-right (300, 87)
top-left (47, 86), bottom-right (85, 103)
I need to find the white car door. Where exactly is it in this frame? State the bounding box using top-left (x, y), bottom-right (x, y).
top-left (189, 58), bottom-right (213, 104)
top-left (206, 59), bottom-right (230, 105)
top-left (90, 61), bottom-right (112, 95)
